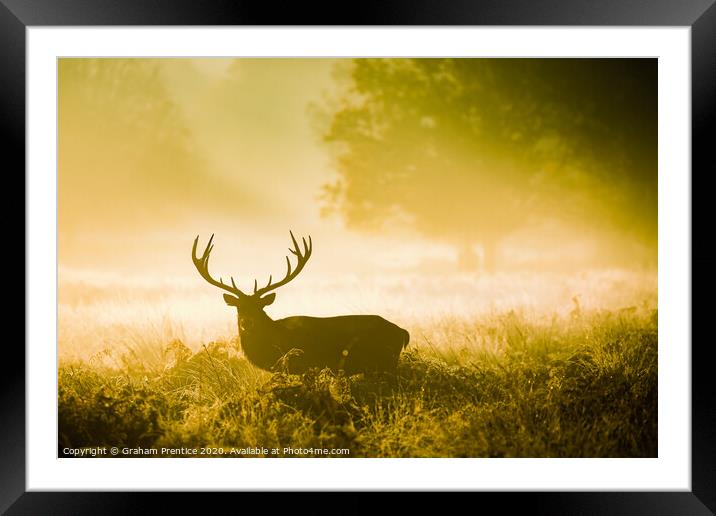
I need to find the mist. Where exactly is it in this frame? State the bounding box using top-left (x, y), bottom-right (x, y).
top-left (58, 58), bottom-right (657, 341)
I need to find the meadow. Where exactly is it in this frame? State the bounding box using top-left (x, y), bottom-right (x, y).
top-left (58, 269), bottom-right (658, 458)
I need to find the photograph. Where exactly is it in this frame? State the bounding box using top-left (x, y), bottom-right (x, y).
top-left (57, 57), bottom-right (658, 459)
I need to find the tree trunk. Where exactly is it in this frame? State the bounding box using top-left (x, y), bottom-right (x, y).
top-left (457, 242), bottom-right (480, 271)
top-left (482, 239), bottom-right (498, 273)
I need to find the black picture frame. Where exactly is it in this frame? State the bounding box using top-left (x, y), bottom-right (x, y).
top-left (4, 1), bottom-right (711, 513)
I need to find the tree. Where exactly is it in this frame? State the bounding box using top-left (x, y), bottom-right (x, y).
top-left (58, 59), bottom-right (247, 233)
top-left (320, 59), bottom-right (657, 270)
top-left (58, 59), bottom-right (258, 269)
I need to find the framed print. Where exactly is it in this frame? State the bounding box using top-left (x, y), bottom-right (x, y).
top-left (4, 0), bottom-right (713, 513)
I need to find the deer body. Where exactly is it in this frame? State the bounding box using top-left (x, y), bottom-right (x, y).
top-left (236, 313), bottom-right (409, 374)
top-left (193, 232), bottom-right (409, 375)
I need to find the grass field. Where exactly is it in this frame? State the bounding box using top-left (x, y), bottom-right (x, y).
top-left (58, 269), bottom-right (657, 458)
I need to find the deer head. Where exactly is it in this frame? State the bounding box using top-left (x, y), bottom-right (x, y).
top-left (191, 231), bottom-right (313, 318)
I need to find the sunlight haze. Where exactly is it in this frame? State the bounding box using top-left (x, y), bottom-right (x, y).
top-left (58, 58), bottom-right (658, 359)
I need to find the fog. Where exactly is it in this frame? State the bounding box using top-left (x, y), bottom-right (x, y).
top-left (58, 58), bottom-right (657, 330)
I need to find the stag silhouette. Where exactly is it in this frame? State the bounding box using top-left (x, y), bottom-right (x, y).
top-left (192, 232), bottom-right (409, 375)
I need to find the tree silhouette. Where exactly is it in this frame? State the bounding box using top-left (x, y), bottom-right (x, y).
top-left (320, 59), bottom-right (657, 270)
top-left (59, 58), bottom-right (204, 230)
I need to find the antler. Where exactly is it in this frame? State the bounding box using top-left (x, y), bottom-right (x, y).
top-left (253, 231), bottom-right (312, 297)
top-left (192, 234), bottom-right (247, 297)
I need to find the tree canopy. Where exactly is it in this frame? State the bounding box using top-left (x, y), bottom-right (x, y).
top-left (320, 58), bottom-right (657, 269)
top-left (58, 59), bottom-right (248, 234)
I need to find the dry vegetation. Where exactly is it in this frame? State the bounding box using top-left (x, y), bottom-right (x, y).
top-left (58, 270), bottom-right (657, 458)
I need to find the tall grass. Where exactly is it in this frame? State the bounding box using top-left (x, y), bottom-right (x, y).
top-left (58, 306), bottom-right (657, 458)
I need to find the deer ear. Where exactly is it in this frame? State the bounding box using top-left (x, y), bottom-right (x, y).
top-left (223, 294), bottom-right (240, 306)
top-left (260, 293), bottom-right (276, 306)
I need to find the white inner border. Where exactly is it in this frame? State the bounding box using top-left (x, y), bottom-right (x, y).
top-left (27, 27), bottom-right (691, 491)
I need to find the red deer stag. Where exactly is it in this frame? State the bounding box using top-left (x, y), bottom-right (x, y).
top-left (192, 232), bottom-right (409, 375)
